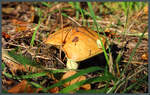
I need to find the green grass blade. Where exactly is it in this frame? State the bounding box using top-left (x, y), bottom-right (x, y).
top-left (75, 2), bottom-right (86, 26)
top-left (68, 2), bottom-right (74, 7)
top-left (29, 81), bottom-right (47, 92)
top-left (87, 2), bottom-right (98, 30)
top-left (30, 23), bottom-right (40, 46)
top-left (87, 2), bottom-right (109, 65)
top-left (30, 7), bottom-right (44, 47)
top-left (30, 82), bottom-right (44, 88)
top-left (45, 66), bottom-right (104, 91)
top-left (3, 72), bottom-right (13, 78)
top-left (2, 90), bottom-right (8, 93)
top-left (18, 72), bottom-right (47, 79)
top-left (108, 26), bottom-right (148, 93)
top-left (121, 26), bottom-right (148, 76)
top-left (7, 50), bottom-right (37, 66)
top-left (75, 2), bottom-right (80, 20)
top-left (3, 72), bottom-right (47, 80)
top-left (77, 88), bottom-right (106, 93)
top-left (41, 2), bottom-right (58, 8)
top-left (41, 2), bottom-right (53, 8)
top-left (122, 75), bottom-right (147, 93)
top-left (2, 62), bottom-right (6, 71)
top-left (60, 73), bottom-right (114, 93)
top-left (7, 50), bottom-right (74, 74)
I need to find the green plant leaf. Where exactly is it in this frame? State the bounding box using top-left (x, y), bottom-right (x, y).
top-left (2, 62), bottom-right (6, 71)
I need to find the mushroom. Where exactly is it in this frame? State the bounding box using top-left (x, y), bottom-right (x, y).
top-left (44, 26), bottom-right (107, 69)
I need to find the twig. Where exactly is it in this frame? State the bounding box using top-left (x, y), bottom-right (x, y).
top-left (27, 50), bottom-right (66, 66)
top-left (127, 9), bottom-right (144, 33)
top-left (66, 16), bottom-right (82, 27)
top-left (79, 19), bottom-right (114, 24)
top-left (121, 60), bottom-right (148, 65)
top-left (114, 66), bottom-right (146, 93)
top-left (6, 43), bottom-right (29, 49)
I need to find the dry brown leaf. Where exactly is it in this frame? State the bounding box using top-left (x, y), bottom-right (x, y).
top-left (2, 32), bottom-right (11, 39)
top-left (61, 70), bottom-right (91, 90)
top-left (7, 80), bottom-right (35, 93)
top-left (11, 19), bottom-right (29, 26)
top-left (2, 8), bottom-right (15, 14)
top-left (27, 6), bottom-right (35, 23)
top-left (81, 84), bottom-right (91, 90)
top-left (2, 79), bottom-right (15, 86)
top-left (15, 26), bottom-right (28, 32)
top-left (11, 19), bottom-right (30, 32)
top-left (141, 53), bottom-right (148, 61)
top-left (144, 5), bottom-right (148, 15)
top-left (35, 88), bottom-right (43, 93)
top-left (48, 87), bottom-right (59, 93)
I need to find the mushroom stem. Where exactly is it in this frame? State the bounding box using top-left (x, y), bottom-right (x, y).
top-left (66, 59), bottom-right (78, 69)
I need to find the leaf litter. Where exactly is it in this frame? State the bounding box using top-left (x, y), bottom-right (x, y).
top-left (2, 2), bottom-right (148, 93)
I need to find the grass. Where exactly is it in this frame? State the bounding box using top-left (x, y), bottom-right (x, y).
top-left (5, 49), bottom-right (113, 93)
top-left (3, 71), bottom-right (47, 80)
top-left (59, 74), bottom-right (114, 93)
top-left (73, 2), bottom-right (86, 26)
top-left (30, 7), bottom-right (43, 47)
top-left (87, 2), bottom-right (110, 66)
top-left (6, 49), bottom-right (112, 93)
top-left (2, 2), bottom-right (148, 94)
top-left (122, 75), bottom-right (147, 93)
top-left (45, 66), bottom-right (105, 91)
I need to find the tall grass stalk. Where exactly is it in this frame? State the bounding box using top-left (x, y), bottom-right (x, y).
top-left (75, 2), bottom-right (86, 26)
top-left (30, 8), bottom-right (42, 46)
top-left (87, 2), bottom-right (109, 66)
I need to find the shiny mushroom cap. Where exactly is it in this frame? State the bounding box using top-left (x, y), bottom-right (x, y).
top-left (44, 26), bottom-right (107, 62)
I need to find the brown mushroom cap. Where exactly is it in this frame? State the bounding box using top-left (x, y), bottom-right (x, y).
top-left (45, 26), bottom-right (107, 62)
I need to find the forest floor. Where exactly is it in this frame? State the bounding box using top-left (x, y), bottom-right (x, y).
top-left (2, 2), bottom-right (148, 94)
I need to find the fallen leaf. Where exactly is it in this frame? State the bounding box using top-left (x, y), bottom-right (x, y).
top-left (48, 87), bottom-right (59, 93)
top-left (11, 19), bottom-right (29, 26)
top-left (11, 19), bottom-right (30, 32)
top-left (35, 88), bottom-right (43, 93)
top-left (7, 80), bottom-right (35, 93)
top-left (2, 79), bottom-right (15, 86)
top-left (80, 83), bottom-right (91, 90)
top-left (144, 5), bottom-right (148, 15)
top-left (2, 8), bottom-right (15, 14)
top-left (61, 70), bottom-right (91, 90)
top-left (141, 53), bottom-right (148, 61)
top-left (15, 26), bottom-right (27, 32)
top-left (2, 32), bottom-right (11, 39)
top-left (27, 6), bottom-right (35, 23)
